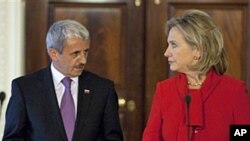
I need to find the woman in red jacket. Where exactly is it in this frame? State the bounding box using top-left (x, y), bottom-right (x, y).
top-left (142, 9), bottom-right (250, 141)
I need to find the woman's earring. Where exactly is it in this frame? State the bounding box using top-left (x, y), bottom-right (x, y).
top-left (194, 56), bottom-right (199, 60)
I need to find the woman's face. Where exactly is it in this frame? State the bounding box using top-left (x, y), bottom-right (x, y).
top-left (164, 27), bottom-right (200, 73)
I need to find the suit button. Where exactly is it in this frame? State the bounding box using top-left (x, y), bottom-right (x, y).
top-left (194, 130), bottom-right (198, 133)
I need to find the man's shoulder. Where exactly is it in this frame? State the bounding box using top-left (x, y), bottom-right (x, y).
top-left (80, 70), bottom-right (114, 84)
top-left (13, 67), bottom-right (49, 83)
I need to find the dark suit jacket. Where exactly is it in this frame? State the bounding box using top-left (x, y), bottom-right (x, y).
top-left (3, 67), bottom-right (123, 141)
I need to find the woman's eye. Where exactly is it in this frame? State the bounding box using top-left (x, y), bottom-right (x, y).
top-left (168, 41), bottom-right (177, 48)
top-left (171, 43), bottom-right (177, 48)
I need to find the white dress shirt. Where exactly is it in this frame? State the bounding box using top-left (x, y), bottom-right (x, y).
top-left (50, 63), bottom-right (78, 116)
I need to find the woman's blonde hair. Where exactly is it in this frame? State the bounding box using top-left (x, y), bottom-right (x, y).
top-left (166, 9), bottom-right (228, 75)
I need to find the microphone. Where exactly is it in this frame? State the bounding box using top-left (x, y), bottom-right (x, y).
top-left (185, 95), bottom-right (191, 106)
top-left (185, 95), bottom-right (191, 141)
top-left (0, 91), bottom-right (6, 117)
top-left (0, 91), bottom-right (6, 103)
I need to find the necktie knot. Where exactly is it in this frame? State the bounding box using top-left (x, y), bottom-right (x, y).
top-left (62, 77), bottom-right (72, 88)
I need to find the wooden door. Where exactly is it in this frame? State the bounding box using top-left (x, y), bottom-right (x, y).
top-left (145, 0), bottom-right (250, 121)
top-left (25, 0), bottom-right (145, 140)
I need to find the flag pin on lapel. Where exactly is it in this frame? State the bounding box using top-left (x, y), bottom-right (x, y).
top-left (84, 89), bottom-right (90, 94)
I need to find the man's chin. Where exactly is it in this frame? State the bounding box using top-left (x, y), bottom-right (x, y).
top-left (70, 70), bottom-right (84, 77)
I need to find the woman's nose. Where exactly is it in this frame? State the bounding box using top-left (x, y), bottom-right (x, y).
top-left (164, 47), bottom-right (170, 57)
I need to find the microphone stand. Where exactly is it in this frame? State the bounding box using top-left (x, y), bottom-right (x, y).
top-left (185, 95), bottom-right (191, 141)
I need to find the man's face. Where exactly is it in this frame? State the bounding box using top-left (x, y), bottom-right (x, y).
top-left (49, 37), bottom-right (90, 77)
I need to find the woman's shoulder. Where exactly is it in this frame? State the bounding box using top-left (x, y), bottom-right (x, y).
top-left (157, 75), bottom-right (179, 87)
top-left (220, 74), bottom-right (245, 86)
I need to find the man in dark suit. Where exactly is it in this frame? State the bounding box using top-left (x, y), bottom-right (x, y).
top-left (3, 20), bottom-right (123, 141)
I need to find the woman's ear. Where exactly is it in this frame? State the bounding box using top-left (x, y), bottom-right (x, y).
top-left (193, 47), bottom-right (201, 59)
top-left (48, 48), bottom-right (59, 61)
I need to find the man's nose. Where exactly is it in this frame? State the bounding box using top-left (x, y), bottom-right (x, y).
top-left (78, 54), bottom-right (87, 64)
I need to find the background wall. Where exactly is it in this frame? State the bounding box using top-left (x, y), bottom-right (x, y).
top-left (0, 0), bottom-right (250, 140)
top-left (0, 0), bottom-right (25, 139)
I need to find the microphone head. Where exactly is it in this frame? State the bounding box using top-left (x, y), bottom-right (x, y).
top-left (185, 95), bottom-right (191, 105)
top-left (0, 91), bottom-right (6, 102)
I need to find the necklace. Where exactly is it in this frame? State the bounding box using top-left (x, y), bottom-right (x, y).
top-left (187, 81), bottom-right (202, 86)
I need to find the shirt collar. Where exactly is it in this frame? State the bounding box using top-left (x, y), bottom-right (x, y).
top-left (50, 63), bottom-right (78, 85)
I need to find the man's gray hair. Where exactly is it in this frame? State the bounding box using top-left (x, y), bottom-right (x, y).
top-left (46, 19), bottom-right (89, 53)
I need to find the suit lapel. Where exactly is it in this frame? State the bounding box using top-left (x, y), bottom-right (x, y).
top-left (40, 67), bottom-right (68, 141)
top-left (40, 68), bottom-right (94, 140)
top-left (73, 71), bottom-right (93, 140)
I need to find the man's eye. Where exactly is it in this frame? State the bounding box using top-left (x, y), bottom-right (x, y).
top-left (71, 52), bottom-right (80, 57)
top-left (84, 49), bottom-right (89, 55)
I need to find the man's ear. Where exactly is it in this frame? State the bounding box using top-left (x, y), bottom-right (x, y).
top-left (48, 48), bottom-right (59, 61)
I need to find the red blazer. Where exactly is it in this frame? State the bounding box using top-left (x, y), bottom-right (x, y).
top-left (143, 70), bottom-right (250, 141)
